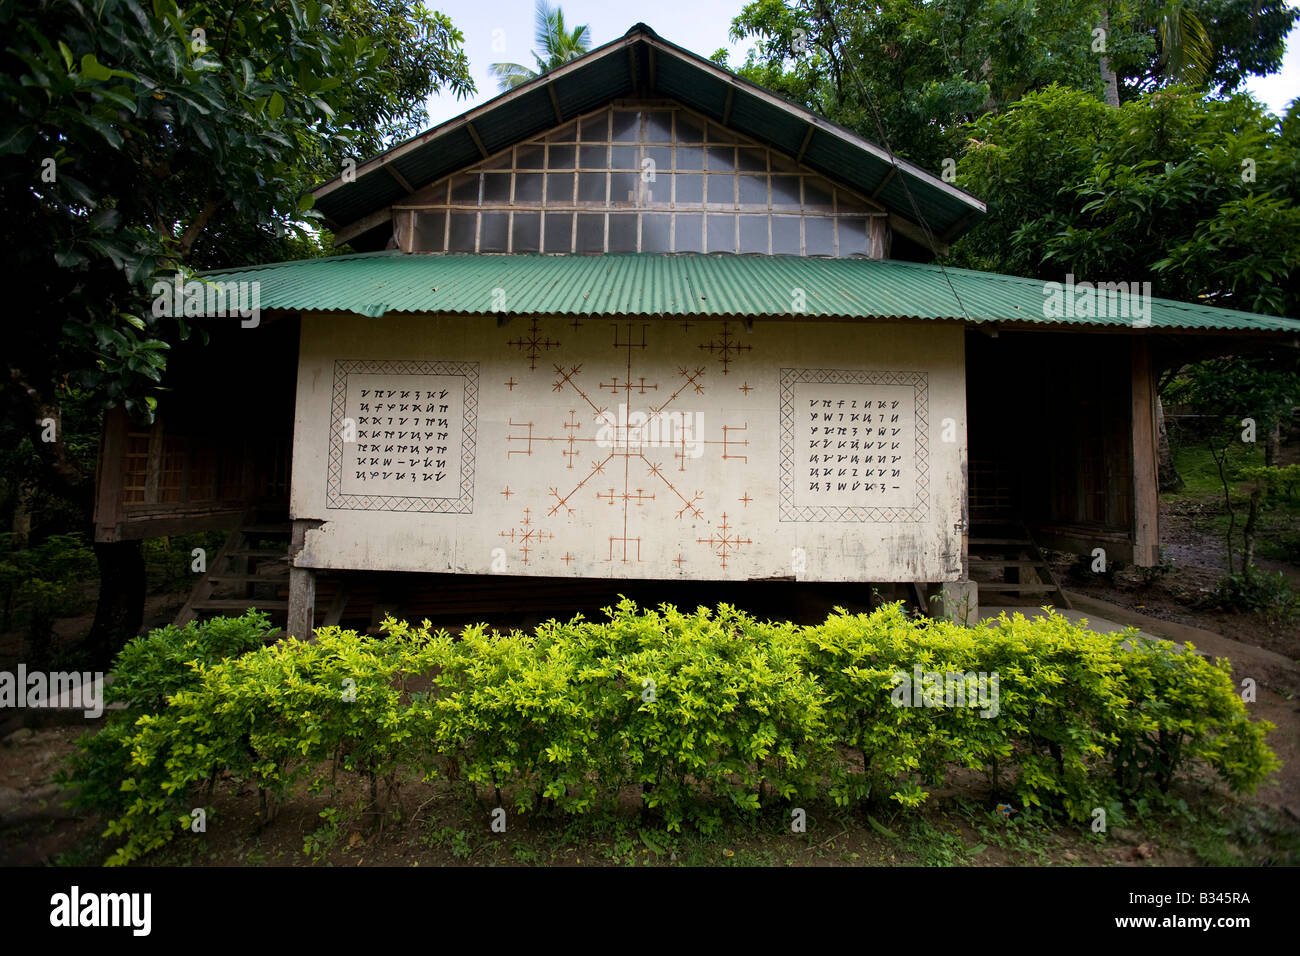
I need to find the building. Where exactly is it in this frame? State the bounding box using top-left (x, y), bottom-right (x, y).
top-left (91, 24), bottom-right (1300, 636)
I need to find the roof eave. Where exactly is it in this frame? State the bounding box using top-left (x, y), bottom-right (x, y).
top-left (313, 23), bottom-right (985, 245)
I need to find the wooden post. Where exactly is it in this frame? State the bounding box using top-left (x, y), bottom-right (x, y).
top-left (286, 519), bottom-right (317, 640)
top-left (869, 216), bottom-right (890, 259)
top-left (143, 417), bottom-right (164, 506)
top-left (93, 406), bottom-right (129, 542)
top-left (1130, 337), bottom-right (1159, 566)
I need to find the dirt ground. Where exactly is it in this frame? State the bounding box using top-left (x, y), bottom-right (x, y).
top-left (1049, 499), bottom-right (1300, 662)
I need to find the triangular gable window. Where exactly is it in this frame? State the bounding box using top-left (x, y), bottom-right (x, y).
top-left (396, 102), bottom-right (887, 256)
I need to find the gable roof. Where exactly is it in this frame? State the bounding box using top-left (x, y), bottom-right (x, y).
top-left (203, 251), bottom-right (1300, 335)
top-left (313, 23), bottom-right (986, 251)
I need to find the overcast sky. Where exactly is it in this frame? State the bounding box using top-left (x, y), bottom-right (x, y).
top-left (422, 0), bottom-right (1300, 133)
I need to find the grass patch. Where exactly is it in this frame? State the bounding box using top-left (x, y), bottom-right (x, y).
top-left (1165, 441), bottom-right (1300, 565)
top-left (1168, 443), bottom-right (1267, 498)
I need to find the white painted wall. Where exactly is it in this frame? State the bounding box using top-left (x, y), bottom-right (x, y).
top-left (291, 312), bottom-right (967, 582)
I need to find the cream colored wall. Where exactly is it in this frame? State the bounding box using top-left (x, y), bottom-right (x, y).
top-left (291, 312), bottom-right (966, 582)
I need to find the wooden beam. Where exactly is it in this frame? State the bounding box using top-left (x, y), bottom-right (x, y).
top-left (959, 333), bottom-right (970, 580)
top-left (321, 581), bottom-right (352, 627)
top-left (868, 217), bottom-right (889, 259)
top-left (722, 86), bottom-right (734, 126)
top-left (465, 121), bottom-right (489, 159)
top-left (942, 209), bottom-right (980, 242)
top-left (795, 125), bottom-right (814, 163)
top-left (627, 45), bottom-right (638, 95)
top-left (103, 510), bottom-right (246, 541)
top-left (1130, 337), bottom-right (1160, 567)
top-left (332, 207), bottom-right (393, 247)
top-left (647, 46), bottom-right (656, 91)
top-left (287, 566), bottom-right (316, 641)
top-left (910, 582), bottom-right (930, 615)
top-left (547, 84), bottom-right (564, 123)
top-left (870, 166), bottom-right (898, 199)
top-left (888, 213), bottom-right (949, 257)
top-left (385, 165), bottom-right (414, 193)
top-left (143, 418), bottom-right (163, 505)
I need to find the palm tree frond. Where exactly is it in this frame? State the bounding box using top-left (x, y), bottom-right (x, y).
top-left (530, 0), bottom-right (592, 73)
top-left (1159, 2), bottom-right (1214, 87)
top-left (535, 2), bottom-right (561, 56)
top-left (489, 61), bottom-right (538, 91)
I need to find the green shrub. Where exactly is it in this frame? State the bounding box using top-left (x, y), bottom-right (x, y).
top-left (106, 610), bottom-right (277, 712)
top-left (407, 603), bottom-right (831, 832)
top-left (1113, 636), bottom-right (1279, 796)
top-left (63, 601), bottom-right (1279, 865)
top-left (58, 611), bottom-right (278, 860)
top-left (579, 602), bottom-right (830, 832)
top-left (100, 624), bottom-right (440, 865)
top-left (1206, 567), bottom-right (1299, 620)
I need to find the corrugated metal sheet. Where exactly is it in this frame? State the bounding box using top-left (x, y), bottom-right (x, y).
top-left (203, 251), bottom-right (1300, 332)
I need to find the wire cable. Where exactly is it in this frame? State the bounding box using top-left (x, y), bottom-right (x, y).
top-left (804, 0), bottom-right (975, 323)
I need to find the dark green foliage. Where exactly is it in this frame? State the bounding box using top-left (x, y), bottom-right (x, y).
top-left (722, 1), bottom-right (1296, 170)
top-left (1206, 567), bottom-right (1299, 619)
top-left (954, 85), bottom-right (1300, 317)
top-left (0, 0), bottom-right (473, 430)
top-left (0, 532), bottom-right (96, 662)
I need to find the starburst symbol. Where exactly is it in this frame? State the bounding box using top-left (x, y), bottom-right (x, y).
top-left (507, 318), bottom-right (561, 370)
top-left (498, 507), bottom-right (553, 564)
top-left (696, 512), bottom-right (752, 569)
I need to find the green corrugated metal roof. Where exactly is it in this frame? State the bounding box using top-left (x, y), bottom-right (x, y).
top-left (203, 251), bottom-right (1300, 333)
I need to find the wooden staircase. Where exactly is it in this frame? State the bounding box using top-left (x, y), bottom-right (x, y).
top-left (174, 512), bottom-right (349, 632)
top-left (968, 519), bottom-right (1071, 609)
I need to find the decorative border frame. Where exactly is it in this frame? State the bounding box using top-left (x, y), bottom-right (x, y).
top-left (326, 359), bottom-right (479, 513)
top-left (778, 367), bottom-right (929, 522)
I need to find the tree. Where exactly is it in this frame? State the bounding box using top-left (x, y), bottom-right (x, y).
top-left (952, 86), bottom-right (1299, 311)
top-left (720, 1), bottom-right (1295, 169)
top-left (1103, 0), bottom-right (1296, 102)
top-left (489, 1), bottom-right (592, 91)
top-left (723, 0), bottom-right (1123, 168)
top-left (0, 0), bottom-right (472, 664)
top-left (1100, 1), bottom-right (1213, 103)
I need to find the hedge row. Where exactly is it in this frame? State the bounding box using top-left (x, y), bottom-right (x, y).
top-left (63, 602), bottom-right (1279, 865)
